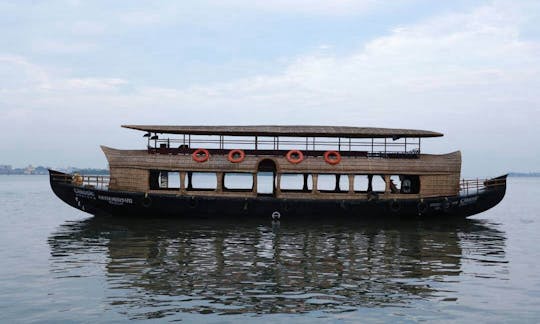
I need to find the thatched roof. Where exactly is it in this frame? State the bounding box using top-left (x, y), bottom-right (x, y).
top-left (122, 125), bottom-right (443, 138)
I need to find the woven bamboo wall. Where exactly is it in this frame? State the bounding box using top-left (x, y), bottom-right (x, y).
top-left (109, 167), bottom-right (148, 192)
top-left (102, 146), bottom-right (460, 174)
top-left (103, 146), bottom-right (461, 197)
top-left (419, 174), bottom-right (460, 197)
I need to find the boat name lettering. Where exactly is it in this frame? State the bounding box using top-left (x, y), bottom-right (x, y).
top-left (74, 188), bottom-right (95, 199)
top-left (98, 195), bottom-right (133, 205)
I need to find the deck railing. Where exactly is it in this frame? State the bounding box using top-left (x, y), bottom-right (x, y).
top-left (146, 147), bottom-right (421, 159)
top-left (145, 135), bottom-right (422, 157)
top-left (52, 174), bottom-right (110, 190)
top-left (460, 177), bottom-right (506, 196)
top-left (52, 172), bottom-right (504, 196)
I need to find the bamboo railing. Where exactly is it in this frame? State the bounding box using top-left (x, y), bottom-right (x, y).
top-left (52, 174), bottom-right (111, 190)
top-left (460, 177), bottom-right (506, 196)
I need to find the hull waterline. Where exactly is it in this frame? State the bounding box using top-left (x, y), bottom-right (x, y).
top-left (49, 170), bottom-right (506, 219)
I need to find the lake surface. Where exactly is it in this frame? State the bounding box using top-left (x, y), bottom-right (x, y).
top-left (1, 175), bottom-right (539, 323)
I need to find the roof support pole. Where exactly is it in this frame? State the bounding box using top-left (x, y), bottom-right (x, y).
top-left (217, 172), bottom-right (223, 193)
top-left (180, 172), bottom-right (186, 194)
top-left (312, 174), bottom-right (318, 194)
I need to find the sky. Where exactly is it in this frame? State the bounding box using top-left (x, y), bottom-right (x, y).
top-left (1, 0), bottom-right (539, 177)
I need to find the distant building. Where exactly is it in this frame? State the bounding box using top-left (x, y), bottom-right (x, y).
top-left (24, 165), bottom-right (35, 175)
top-left (34, 166), bottom-right (48, 175)
top-left (0, 165), bottom-right (13, 174)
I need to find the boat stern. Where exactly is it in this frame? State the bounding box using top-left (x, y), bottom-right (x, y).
top-left (458, 174), bottom-right (507, 217)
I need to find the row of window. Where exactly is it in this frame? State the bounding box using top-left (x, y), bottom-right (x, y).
top-left (149, 170), bottom-right (420, 194)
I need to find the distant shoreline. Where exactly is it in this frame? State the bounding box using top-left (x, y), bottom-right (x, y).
top-left (0, 167), bottom-right (109, 176)
top-left (508, 172), bottom-right (540, 177)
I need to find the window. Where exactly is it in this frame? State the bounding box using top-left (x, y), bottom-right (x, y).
top-left (188, 172), bottom-right (217, 190)
top-left (372, 175), bottom-right (386, 193)
top-left (317, 174), bottom-right (337, 192)
top-left (338, 175), bottom-right (349, 192)
top-left (353, 175), bottom-right (386, 193)
top-left (353, 175), bottom-right (369, 192)
top-left (149, 170), bottom-right (180, 190)
top-left (280, 173), bottom-right (312, 192)
top-left (391, 175), bottom-right (420, 194)
top-left (389, 175), bottom-right (401, 193)
top-left (257, 172), bottom-right (275, 194)
top-left (224, 173), bottom-right (253, 191)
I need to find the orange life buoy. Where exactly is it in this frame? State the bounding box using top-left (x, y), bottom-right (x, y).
top-left (227, 149), bottom-right (245, 163)
top-left (286, 150), bottom-right (304, 164)
top-left (324, 150), bottom-right (341, 165)
top-left (192, 149), bottom-right (210, 163)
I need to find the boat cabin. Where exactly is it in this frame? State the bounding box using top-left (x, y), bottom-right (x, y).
top-left (101, 125), bottom-right (460, 200)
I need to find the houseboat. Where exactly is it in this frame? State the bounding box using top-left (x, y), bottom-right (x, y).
top-left (49, 125), bottom-right (506, 219)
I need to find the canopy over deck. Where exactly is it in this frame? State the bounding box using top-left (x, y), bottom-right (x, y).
top-left (122, 125), bottom-right (443, 138)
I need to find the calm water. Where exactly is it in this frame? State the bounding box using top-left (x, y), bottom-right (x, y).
top-left (1, 176), bottom-right (539, 323)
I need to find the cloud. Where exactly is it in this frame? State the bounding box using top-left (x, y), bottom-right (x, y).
top-left (0, 55), bottom-right (50, 91)
top-left (114, 0), bottom-right (382, 28)
top-left (71, 21), bottom-right (106, 36)
top-left (32, 39), bottom-right (97, 54)
top-left (0, 1), bottom-right (539, 174)
top-left (211, 0), bottom-right (378, 15)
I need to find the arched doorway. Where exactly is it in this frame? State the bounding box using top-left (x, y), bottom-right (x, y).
top-left (257, 159), bottom-right (277, 196)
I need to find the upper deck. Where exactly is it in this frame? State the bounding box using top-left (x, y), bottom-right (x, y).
top-left (123, 125), bottom-right (443, 158)
top-left (122, 125), bottom-right (443, 138)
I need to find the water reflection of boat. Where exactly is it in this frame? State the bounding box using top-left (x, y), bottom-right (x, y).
top-left (48, 217), bottom-right (507, 317)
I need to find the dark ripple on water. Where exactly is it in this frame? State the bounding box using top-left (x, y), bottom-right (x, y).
top-left (48, 217), bottom-right (507, 319)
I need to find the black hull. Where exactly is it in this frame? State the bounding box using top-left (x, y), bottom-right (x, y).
top-left (49, 170), bottom-right (506, 219)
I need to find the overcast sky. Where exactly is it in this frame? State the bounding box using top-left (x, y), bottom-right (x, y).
top-left (1, 0), bottom-right (539, 177)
